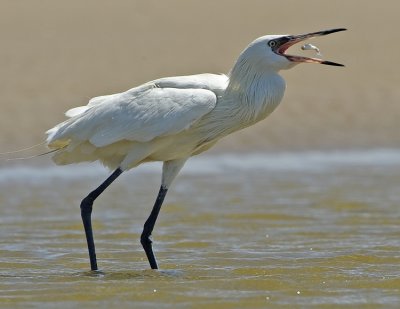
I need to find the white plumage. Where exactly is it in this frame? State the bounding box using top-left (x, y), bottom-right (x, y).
top-left (45, 29), bottom-right (345, 270)
top-left (46, 65), bottom-right (285, 173)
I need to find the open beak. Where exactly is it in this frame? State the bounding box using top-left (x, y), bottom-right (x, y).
top-left (274, 28), bottom-right (347, 66)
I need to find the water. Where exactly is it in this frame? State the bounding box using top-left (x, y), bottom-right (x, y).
top-left (1, 150), bottom-right (400, 307)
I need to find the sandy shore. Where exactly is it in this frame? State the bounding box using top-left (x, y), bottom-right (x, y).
top-left (0, 0), bottom-right (398, 153)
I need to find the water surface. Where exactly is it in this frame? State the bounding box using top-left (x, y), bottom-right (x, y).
top-left (1, 151), bottom-right (399, 307)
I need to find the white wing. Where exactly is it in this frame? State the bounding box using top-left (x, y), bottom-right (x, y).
top-left (64, 89), bottom-right (144, 118)
top-left (47, 75), bottom-right (224, 148)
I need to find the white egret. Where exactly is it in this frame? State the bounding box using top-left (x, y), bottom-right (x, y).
top-left (46, 28), bottom-right (346, 271)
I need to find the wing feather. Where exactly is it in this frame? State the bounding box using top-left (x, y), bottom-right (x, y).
top-left (47, 83), bottom-right (217, 148)
top-left (89, 87), bottom-right (216, 146)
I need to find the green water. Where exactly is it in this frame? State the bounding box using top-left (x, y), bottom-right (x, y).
top-left (1, 154), bottom-right (399, 308)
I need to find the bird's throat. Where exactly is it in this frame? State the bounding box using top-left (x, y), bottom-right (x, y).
top-left (227, 71), bottom-right (286, 126)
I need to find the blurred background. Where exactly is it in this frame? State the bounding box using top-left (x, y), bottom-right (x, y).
top-left (0, 0), bottom-right (398, 154)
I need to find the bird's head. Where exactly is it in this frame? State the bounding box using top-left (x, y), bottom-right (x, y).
top-left (236, 28), bottom-right (346, 72)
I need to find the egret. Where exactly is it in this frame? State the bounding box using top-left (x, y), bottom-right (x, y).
top-left (46, 28), bottom-right (346, 271)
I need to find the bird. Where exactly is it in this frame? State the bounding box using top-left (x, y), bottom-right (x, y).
top-left (46, 28), bottom-right (346, 271)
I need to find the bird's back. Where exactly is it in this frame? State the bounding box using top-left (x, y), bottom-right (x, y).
top-left (46, 73), bottom-right (229, 169)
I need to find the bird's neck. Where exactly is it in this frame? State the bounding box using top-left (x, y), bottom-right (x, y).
top-left (226, 63), bottom-right (286, 124)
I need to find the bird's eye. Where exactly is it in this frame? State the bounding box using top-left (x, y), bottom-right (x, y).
top-left (268, 40), bottom-right (277, 47)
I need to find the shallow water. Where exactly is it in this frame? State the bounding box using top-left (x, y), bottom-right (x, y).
top-left (1, 151), bottom-right (400, 308)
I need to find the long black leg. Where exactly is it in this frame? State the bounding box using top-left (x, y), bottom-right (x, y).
top-left (80, 167), bottom-right (123, 270)
top-left (140, 185), bottom-right (168, 269)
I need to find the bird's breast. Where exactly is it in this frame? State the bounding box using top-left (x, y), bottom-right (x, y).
top-left (181, 73), bottom-right (286, 152)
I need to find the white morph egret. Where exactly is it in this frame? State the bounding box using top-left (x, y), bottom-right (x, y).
top-left (46, 28), bottom-right (346, 271)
